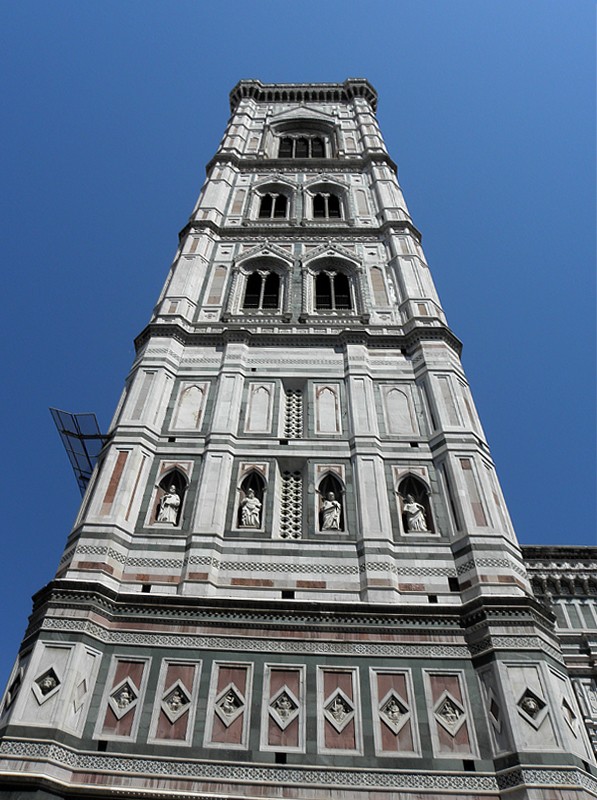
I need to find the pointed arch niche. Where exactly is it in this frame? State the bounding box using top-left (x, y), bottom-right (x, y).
top-left (317, 471), bottom-right (345, 532)
top-left (149, 463), bottom-right (192, 529)
top-left (172, 382), bottom-right (210, 431)
top-left (395, 472), bottom-right (435, 535)
top-left (234, 464), bottom-right (269, 532)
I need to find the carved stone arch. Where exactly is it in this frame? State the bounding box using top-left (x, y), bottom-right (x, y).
top-left (267, 113), bottom-right (338, 158)
top-left (227, 253), bottom-right (292, 316)
top-left (237, 469), bottom-right (266, 529)
top-left (153, 467), bottom-right (189, 526)
top-left (396, 473), bottom-right (434, 534)
top-left (317, 471), bottom-right (345, 532)
top-left (305, 254), bottom-right (364, 315)
top-left (304, 179), bottom-right (350, 222)
top-left (251, 177), bottom-right (297, 221)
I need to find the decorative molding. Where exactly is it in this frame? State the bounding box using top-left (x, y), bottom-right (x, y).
top-left (40, 619), bottom-right (469, 657)
top-left (1, 740), bottom-right (594, 793)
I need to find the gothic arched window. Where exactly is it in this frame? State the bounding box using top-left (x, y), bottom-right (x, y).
top-left (243, 270), bottom-right (280, 310)
top-left (315, 271), bottom-right (352, 310)
top-left (397, 475), bottom-right (433, 533)
top-left (317, 473), bottom-right (344, 531)
top-left (258, 193), bottom-right (288, 219)
top-left (313, 193), bottom-right (341, 219)
top-left (278, 135), bottom-right (326, 158)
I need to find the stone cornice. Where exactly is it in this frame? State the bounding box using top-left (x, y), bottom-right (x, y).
top-left (179, 217), bottom-right (422, 242)
top-left (134, 321), bottom-right (462, 357)
top-left (229, 78), bottom-right (378, 113)
top-left (205, 151), bottom-right (399, 179)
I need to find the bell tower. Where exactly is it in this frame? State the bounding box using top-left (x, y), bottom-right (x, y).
top-left (0, 79), bottom-right (595, 800)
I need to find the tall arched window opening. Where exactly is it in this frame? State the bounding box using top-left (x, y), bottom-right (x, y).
top-left (315, 271), bottom-right (352, 310)
top-left (243, 271), bottom-right (280, 310)
top-left (313, 193), bottom-right (341, 219)
top-left (259, 193), bottom-right (287, 219)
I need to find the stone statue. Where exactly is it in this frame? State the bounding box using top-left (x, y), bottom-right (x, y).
top-left (38, 675), bottom-right (58, 696)
top-left (402, 494), bottom-right (428, 532)
top-left (520, 695), bottom-right (540, 718)
top-left (158, 485), bottom-right (181, 524)
top-left (240, 488), bottom-right (262, 527)
top-left (166, 689), bottom-right (185, 712)
top-left (116, 685), bottom-right (133, 708)
top-left (321, 492), bottom-right (341, 530)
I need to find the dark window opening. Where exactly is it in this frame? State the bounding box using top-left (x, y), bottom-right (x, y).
top-left (311, 137), bottom-right (324, 157)
top-left (142, 584), bottom-right (151, 593)
top-left (295, 137), bottom-right (309, 158)
top-left (315, 271), bottom-right (352, 311)
top-left (281, 590), bottom-right (295, 599)
top-left (259, 193), bottom-right (287, 219)
top-left (275, 753), bottom-right (287, 764)
top-left (279, 137), bottom-right (293, 158)
top-left (312, 192), bottom-right (342, 220)
top-left (428, 594), bottom-right (438, 604)
top-left (243, 271), bottom-right (280, 311)
top-left (448, 577), bottom-right (460, 592)
top-left (278, 135), bottom-right (327, 158)
top-left (313, 194), bottom-right (326, 218)
top-left (243, 272), bottom-right (262, 308)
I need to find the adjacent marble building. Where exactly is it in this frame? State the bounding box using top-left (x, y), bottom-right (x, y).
top-left (1, 79), bottom-right (595, 800)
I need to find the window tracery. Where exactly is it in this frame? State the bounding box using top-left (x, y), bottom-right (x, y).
top-left (278, 135), bottom-right (326, 158)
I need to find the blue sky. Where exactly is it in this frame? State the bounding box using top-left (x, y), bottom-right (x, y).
top-left (0, 1), bottom-right (595, 687)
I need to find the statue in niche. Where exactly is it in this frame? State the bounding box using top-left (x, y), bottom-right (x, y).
top-left (402, 493), bottom-right (428, 532)
top-left (157, 485), bottom-right (181, 524)
top-left (240, 488), bottom-right (262, 528)
top-left (321, 492), bottom-right (341, 530)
